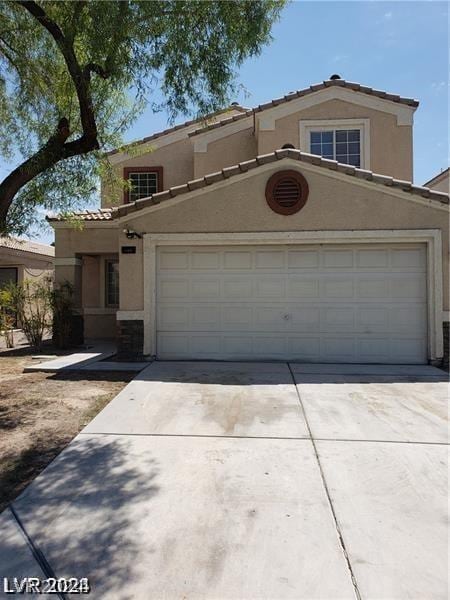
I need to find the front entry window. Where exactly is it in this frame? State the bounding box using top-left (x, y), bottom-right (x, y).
top-left (105, 260), bottom-right (119, 307)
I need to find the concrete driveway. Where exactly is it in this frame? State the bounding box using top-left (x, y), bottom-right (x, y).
top-left (1, 362), bottom-right (447, 599)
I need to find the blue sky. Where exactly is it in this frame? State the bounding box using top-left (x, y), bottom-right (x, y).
top-left (5, 0), bottom-right (448, 243)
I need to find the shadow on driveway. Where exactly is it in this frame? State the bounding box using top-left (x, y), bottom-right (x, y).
top-left (9, 436), bottom-right (160, 599)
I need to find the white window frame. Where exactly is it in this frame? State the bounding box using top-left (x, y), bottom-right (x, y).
top-left (299, 118), bottom-right (370, 169)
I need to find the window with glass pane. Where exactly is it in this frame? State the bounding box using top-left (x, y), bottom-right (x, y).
top-left (106, 260), bottom-right (119, 307)
top-left (128, 172), bottom-right (159, 202)
top-left (310, 129), bottom-right (361, 167)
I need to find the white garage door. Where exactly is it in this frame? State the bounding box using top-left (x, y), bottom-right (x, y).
top-left (156, 244), bottom-right (427, 363)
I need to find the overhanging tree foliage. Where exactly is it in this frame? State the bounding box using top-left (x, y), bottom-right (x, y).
top-left (0, 0), bottom-right (285, 234)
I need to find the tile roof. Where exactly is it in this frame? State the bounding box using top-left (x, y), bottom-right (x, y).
top-left (189, 78), bottom-right (419, 137)
top-left (115, 148), bottom-right (449, 218)
top-left (0, 236), bottom-right (55, 257)
top-left (105, 105), bottom-right (248, 156)
top-left (47, 208), bottom-right (114, 222)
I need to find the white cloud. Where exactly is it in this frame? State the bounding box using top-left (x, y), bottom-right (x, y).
top-left (384, 11), bottom-right (393, 19)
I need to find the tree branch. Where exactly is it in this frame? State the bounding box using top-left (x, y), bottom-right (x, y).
top-left (17, 0), bottom-right (98, 142)
top-left (0, 1), bottom-right (105, 231)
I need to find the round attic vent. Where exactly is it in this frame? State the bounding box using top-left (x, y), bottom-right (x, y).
top-left (330, 73), bottom-right (341, 80)
top-left (265, 170), bottom-right (309, 215)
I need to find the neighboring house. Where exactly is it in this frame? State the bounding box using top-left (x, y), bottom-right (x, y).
top-left (424, 168), bottom-right (449, 194)
top-left (48, 75), bottom-right (449, 366)
top-left (0, 237), bottom-right (54, 290)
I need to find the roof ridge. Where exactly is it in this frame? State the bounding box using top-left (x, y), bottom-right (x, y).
top-left (189, 78), bottom-right (419, 138)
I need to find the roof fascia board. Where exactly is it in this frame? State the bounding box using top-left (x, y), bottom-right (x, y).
top-left (257, 87), bottom-right (416, 129)
top-left (118, 158), bottom-right (448, 223)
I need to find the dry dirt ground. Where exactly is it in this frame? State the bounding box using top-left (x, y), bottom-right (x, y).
top-left (0, 347), bottom-right (134, 513)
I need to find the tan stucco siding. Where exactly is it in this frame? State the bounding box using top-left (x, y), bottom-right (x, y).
top-left (257, 99), bottom-right (413, 181)
top-left (427, 173), bottom-right (449, 194)
top-left (102, 138), bottom-right (194, 207)
top-left (54, 227), bottom-right (118, 257)
top-left (124, 165), bottom-right (449, 308)
top-left (84, 314), bottom-right (116, 340)
top-left (194, 128), bottom-right (257, 179)
top-left (119, 235), bottom-right (144, 311)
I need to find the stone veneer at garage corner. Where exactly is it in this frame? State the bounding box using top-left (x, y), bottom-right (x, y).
top-left (117, 320), bottom-right (144, 359)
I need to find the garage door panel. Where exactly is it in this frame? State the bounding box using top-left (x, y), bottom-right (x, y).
top-left (357, 307), bottom-right (389, 331)
top-left (357, 278), bottom-right (390, 299)
top-left (390, 278), bottom-right (426, 299)
top-left (191, 280), bottom-right (221, 299)
top-left (158, 306), bottom-right (189, 329)
top-left (191, 250), bottom-right (220, 269)
top-left (159, 279), bottom-right (189, 299)
top-left (256, 278), bottom-right (286, 298)
top-left (356, 248), bottom-right (390, 268)
top-left (290, 308), bottom-right (320, 331)
top-left (223, 336), bottom-right (254, 355)
top-left (288, 278), bottom-right (319, 298)
top-left (391, 247), bottom-right (427, 269)
top-left (321, 307), bottom-right (355, 331)
top-left (322, 279), bottom-right (354, 298)
top-left (287, 250), bottom-right (320, 268)
top-left (223, 307), bottom-right (253, 328)
top-left (357, 337), bottom-right (389, 361)
top-left (223, 279), bottom-right (253, 298)
top-left (390, 338), bottom-right (426, 362)
top-left (389, 306), bottom-right (427, 332)
top-left (288, 337), bottom-right (320, 360)
top-left (322, 337), bottom-right (356, 360)
top-left (159, 251), bottom-right (188, 270)
top-left (323, 249), bottom-right (354, 268)
top-left (156, 244), bottom-right (427, 363)
top-left (254, 307), bottom-right (286, 330)
top-left (223, 251), bottom-right (253, 269)
top-left (255, 250), bottom-right (285, 269)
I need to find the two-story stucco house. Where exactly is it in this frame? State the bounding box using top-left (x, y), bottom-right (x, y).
top-left (49, 76), bottom-right (449, 366)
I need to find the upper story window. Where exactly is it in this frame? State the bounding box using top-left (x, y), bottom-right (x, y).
top-left (123, 167), bottom-right (163, 203)
top-left (310, 129), bottom-right (361, 167)
top-left (299, 119), bottom-right (369, 170)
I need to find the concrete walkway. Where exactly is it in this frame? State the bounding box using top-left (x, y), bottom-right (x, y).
top-left (1, 362), bottom-right (447, 599)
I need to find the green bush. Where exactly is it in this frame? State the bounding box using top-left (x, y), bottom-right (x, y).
top-left (1, 278), bottom-right (53, 351)
top-left (0, 290), bottom-right (15, 348)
